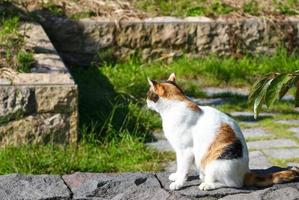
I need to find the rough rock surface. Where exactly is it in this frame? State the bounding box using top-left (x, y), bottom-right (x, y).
top-left (0, 22), bottom-right (78, 146)
top-left (0, 174), bottom-right (71, 200)
top-left (37, 15), bottom-right (299, 65)
top-left (1, 171), bottom-right (298, 200)
top-left (0, 85), bottom-right (78, 145)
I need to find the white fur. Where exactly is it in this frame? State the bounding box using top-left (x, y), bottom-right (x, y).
top-left (147, 97), bottom-right (249, 191)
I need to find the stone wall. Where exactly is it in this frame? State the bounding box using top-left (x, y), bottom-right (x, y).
top-left (37, 15), bottom-right (299, 65)
top-left (0, 23), bottom-right (78, 146)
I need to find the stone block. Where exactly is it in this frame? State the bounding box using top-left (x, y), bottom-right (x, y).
top-left (0, 86), bottom-right (35, 121)
top-left (249, 151), bottom-right (272, 169)
top-left (276, 120), bottom-right (299, 125)
top-left (146, 139), bottom-right (174, 152)
top-left (264, 148), bottom-right (299, 159)
top-left (247, 139), bottom-right (297, 150)
top-left (0, 174), bottom-right (71, 199)
top-left (243, 128), bottom-right (271, 139)
top-left (0, 22), bottom-right (78, 146)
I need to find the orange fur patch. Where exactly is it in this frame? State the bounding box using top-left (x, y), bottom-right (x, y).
top-left (244, 167), bottom-right (299, 187)
top-left (244, 172), bottom-right (272, 187)
top-left (155, 82), bottom-right (201, 112)
top-left (200, 123), bottom-right (236, 170)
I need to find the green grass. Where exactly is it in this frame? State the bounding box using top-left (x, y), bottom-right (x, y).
top-left (100, 48), bottom-right (299, 98)
top-left (277, 0), bottom-right (299, 15)
top-left (133, 0), bottom-right (235, 17)
top-left (0, 133), bottom-right (173, 174)
top-left (268, 157), bottom-right (299, 167)
top-left (256, 119), bottom-right (299, 142)
top-left (134, 0), bottom-right (235, 17)
top-left (243, 1), bottom-right (260, 15)
top-left (0, 3), bottom-right (34, 72)
top-left (41, 2), bottom-right (93, 19)
top-left (132, 0), bottom-right (299, 17)
top-left (7, 0), bottom-right (299, 20)
top-left (16, 50), bottom-right (34, 72)
top-left (42, 2), bottom-right (64, 16)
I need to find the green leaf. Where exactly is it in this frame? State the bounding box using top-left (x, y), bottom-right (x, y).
top-left (279, 77), bottom-right (296, 99)
top-left (265, 73), bottom-right (293, 108)
top-left (253, 78), bottom-right (273, 119)
top-left (248, 75), bottom-right (271, 105)
top-left (296, 78), bottom-right (299, 107)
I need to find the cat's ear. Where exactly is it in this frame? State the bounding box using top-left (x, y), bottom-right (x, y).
top-left (167, 73), bottom-right (176, 82)
top-left (148, 78), bottom-right (158, 89)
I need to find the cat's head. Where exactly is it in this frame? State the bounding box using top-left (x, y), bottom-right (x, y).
top-left (146, 73), bottom-right (186, 112)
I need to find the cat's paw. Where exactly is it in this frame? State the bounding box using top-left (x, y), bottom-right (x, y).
top-left (168, 173), bottom-right (177, 181)
top-left (198, 182), bottom-right (213, 191)
top-left (198, 182), bottom-right (215, 191)
top-left (169, 181), bottom-right (183, 191)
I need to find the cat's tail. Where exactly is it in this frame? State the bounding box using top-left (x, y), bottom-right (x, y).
top-left (243, 166), bottom-right (299, 187)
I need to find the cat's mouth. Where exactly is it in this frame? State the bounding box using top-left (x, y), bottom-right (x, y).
top-left (146, 99), bottom-right (158, 112)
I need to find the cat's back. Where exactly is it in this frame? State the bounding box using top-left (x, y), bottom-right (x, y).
top-left (195, 105), bottom-right (246, 149)
top-left (198, 106), bottom-right (232, 125)
top-left (195, 105), bottom-right (243, 138)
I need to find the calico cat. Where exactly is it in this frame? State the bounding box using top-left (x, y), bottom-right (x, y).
top-left (146, 73), bottom-right (299, 191)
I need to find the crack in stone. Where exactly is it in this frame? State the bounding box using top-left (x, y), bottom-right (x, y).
top-left (154, 172), bottom-right (177, 199)
top-left (154, 173), bottom-right (166, 190)
top-left (60, 176), bottom-right (74, 200)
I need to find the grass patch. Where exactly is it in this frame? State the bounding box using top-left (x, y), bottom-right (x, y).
top-left (132, 0), bottom-right (299, 16)
top-left (7, 0), bottom-right (299, 20)
top-left (259, 119), bottom-right (299, 143)
top-left (42, 2), bottom-right (64, 16)
top-left (245, 135), bottom-right (277, 142)
top-left (0, 3), bottom-right (34, 72)
top-left (16, 50), bottom-right (34, 72)
top-left (243, 0), bottom-right (260, 15)
top-left (238, 111), bottom-right (298, 142)
top-left (268, 157), bottom-right (299, 167)
top-left (277, 0), bottom-right (299, 15)
top-left (134, 0), bottom-right (235, 17)
top-left (101, 48), bottom-right (299, 98)
top-left (0, 133), bottom-right (173, 174)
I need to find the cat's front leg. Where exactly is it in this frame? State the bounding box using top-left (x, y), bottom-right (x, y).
top-left (168, 173), bottom-right (177, 182)
top-left (199, 171), bottom-right (205, 183)
top-left (169, 148), bottom-right (193, 190)
top-left (168, 151), bottom-right (181, 181)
